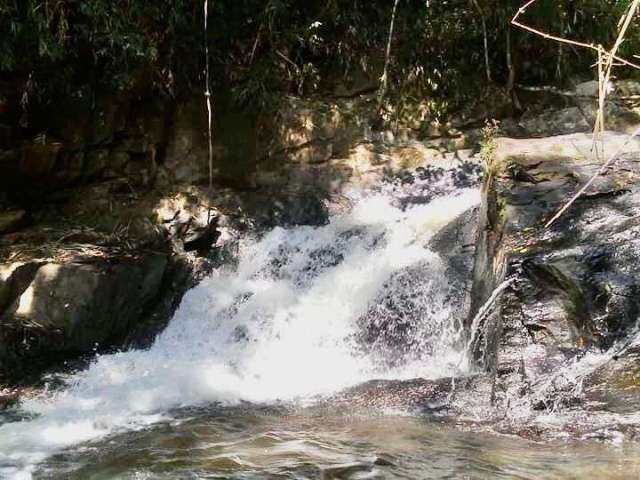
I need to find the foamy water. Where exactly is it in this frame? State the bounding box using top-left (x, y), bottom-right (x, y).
top-left (0, 181), bottom-right (480, 478)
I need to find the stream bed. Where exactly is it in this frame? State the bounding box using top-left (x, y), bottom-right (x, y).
top-left (32, 410), bottom-right (640, 479)
top-left (1, 164), bottom-right (639, 479)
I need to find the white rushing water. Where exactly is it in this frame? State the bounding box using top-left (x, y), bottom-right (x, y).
top-left (0, 182), bottom-right (480, 479)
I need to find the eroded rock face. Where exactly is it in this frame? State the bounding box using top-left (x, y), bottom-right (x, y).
top-left (469, 131), bottom-right (640, 430)
top-left (430, 206), bottom-right (479, 314)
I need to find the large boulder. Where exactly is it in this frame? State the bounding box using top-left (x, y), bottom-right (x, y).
top-left (468, 131), bottom-right (640, 430)
top-left (0, 253), bottom-right (168, 379)
top-left (430, 205), bottom-right (479, 322)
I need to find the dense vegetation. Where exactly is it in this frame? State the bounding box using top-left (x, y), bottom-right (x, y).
top-left (1, 1), bottom-right (640, 118)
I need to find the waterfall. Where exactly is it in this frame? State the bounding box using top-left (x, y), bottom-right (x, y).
top-left (0, 175), bottom-right (480, 478)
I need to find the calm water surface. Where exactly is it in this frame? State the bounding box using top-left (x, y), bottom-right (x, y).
top-left (33, 407), bottom-right (640, 479)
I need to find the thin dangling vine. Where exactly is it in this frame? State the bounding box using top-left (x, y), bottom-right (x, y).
top-left (204, 0), bottom-right (214, 190)
top-left (376, 0), bottom-right (401, 117)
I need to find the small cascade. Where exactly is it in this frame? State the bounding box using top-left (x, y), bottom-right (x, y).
top-left (460, 278), bottom-right (515, 372)
top-left (515, 325), bottom-right (640, 415)
top-left (0, 170), bottom-right (481, 478)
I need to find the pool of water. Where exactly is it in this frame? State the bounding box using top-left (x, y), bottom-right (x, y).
top-left (32, 407), bottom-right (640, 479)
top-left (3, 169), bottom-right (639, 479)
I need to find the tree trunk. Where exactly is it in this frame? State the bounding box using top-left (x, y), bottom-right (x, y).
top-left (472, 0), bottom-right (492, 83)
top-left (505, 24), bottom-right (521, 110)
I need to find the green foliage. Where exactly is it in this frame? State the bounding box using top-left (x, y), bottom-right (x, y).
top-left (0, 1), bottom-right (199, 96)
top-left (1, 0), bottom-right (639, 118)
top-left (480, 120), bottom-right (500, 175)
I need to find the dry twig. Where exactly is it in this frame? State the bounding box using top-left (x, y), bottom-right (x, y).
top-left (513, 0), bottom-right (640, 226)
top-left (544, 125), bottom-right (640, 228)
top-left (512, 0), bottom-right (640, 71)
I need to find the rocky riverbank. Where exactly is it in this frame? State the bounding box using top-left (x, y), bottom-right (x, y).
top-left (0, 84), bottom-right (489, 386)
top-left (2, 79), bottom-right (640, 441)
top-left (462, 129), bottom-right (640, 440)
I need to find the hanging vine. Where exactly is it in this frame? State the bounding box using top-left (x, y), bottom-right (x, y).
top-left (204, 0), bottom-right (214, 190)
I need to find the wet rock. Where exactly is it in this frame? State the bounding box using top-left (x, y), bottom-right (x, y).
top-left (357, 262), bottom-right (448, 368)
top-left (469, 131), bottom-right (640, 422)
top-left (311, 375), bottom-right (492, 416)
top-left (326, 377), bottom-right (456, 412)
top-left (584, 343), bottom-right (640, 414)
top-left (266, 194), bottom-right (329, 227)
top-left (124, 254), bottom-right (211, 350)
top-left (430, 206), bottom-right (478, 305)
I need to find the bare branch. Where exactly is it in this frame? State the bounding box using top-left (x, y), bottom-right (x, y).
top-left (544, 126), bottom-right (640, 229)
top-left (511, 1), bottom-right (640, 70)
top-left (513, 0), bottom-right (640, 227)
